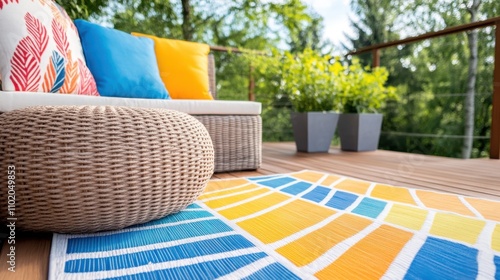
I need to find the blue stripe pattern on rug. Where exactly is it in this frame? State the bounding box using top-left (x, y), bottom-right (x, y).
top-left (258, 177), bottom-right (296, 188)
top-left (248, 175), bottom-right (280, 181)
top-left (105, 253), bottom-right (268, 280)
top-left (128, 209), bottom-right (213, 228)
top-left (260, 177), bottom-right (387, 220)
top-left (255, 176), bottom-right (393, 222)
top-left (67, 219), bottom-right (233, 253)
top-left (61, 204), bottom-right (299, 279)
top-left (64, 234), bottom-right (255, 272)
top-left (404, 237), bottom-right (479, 279)
top-left (495, 255), bottom-right (500, 279)
top-left (325, 191), bottom-right (358, 209)
top-left (302, 186), bottom-right (331, 203)
top-left (242, 263), bottom-right (302, 280)
top-left (352, 197), bottom-right (387, 218)
top-left (282, 182), bottom-right (312, 195)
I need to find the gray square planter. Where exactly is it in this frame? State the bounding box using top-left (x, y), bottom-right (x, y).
top-left (291, 112), bottom-right (339, 153)
top-left (338, 113), bottom-right (383, 151)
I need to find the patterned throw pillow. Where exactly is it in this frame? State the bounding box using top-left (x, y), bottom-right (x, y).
top-left (0, 0), bottom-right (99, 95)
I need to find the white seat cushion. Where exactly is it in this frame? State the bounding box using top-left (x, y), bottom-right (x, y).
top-left (0, 91), bottom-right (261, 115)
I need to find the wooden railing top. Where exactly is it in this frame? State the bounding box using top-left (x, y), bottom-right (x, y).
top-left (347, 16), bottom-right (500, 56)
top-left (210, 45), bottom-right (245, 53)
top-left (209, 45), bottom-right (267, 55)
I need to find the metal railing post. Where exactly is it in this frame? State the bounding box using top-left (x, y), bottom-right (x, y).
top-left (248, 65), bottom-right (255, 101)
top-left (372, 49), bottom-right (380, 68)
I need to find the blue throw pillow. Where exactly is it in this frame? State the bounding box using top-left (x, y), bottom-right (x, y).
top-left (74, 20), bottom-right (169, 99)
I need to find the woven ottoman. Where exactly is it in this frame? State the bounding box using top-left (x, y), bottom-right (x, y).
top-left (0, 106), bottom-right (214, 233)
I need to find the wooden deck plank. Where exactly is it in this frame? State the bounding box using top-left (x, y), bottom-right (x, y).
top-left (1, 142), bottom-right (499, 279)
top-left (259, 143), bottom-right (500, 199)
top-left (0, 233), bottom-right (51, 280)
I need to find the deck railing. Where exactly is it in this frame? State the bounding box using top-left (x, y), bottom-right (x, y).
top-left (207, 17), bottom-right (500, 159)
top-left (347, 16), bottom-right (500, 159)
top-left (209, 45), bottom-right (257, 102)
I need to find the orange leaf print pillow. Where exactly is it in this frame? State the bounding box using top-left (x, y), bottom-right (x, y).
top-left (0, 0), bottom-right (99, 95)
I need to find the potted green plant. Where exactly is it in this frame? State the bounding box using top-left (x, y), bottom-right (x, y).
top-left (281, 48), bottom-right (340, 153)
top-left (335, 58), bottom-right (397, 151)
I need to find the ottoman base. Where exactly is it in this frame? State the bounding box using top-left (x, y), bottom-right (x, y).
top-left (0, 106), bottom-right (214, 233)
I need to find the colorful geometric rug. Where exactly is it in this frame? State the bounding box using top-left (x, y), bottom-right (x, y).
top-left (49, 170), bottom-right (500, 279)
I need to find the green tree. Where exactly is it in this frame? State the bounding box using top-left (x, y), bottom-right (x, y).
top-left (58, 0), bottom-right (109, 19)
top-left (406, 0), bottom-right (497, 158)
top-left (92, 0), bottom-right (325, 141)
top-left (348, 0), bottom-right (499, 158)
top-left (346, 0), bottom-right (404, 65)
top-left (462, 0), bottom-right (482, 159)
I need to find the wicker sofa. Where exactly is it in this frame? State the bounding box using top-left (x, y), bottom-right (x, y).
top-left (0, 55), bottom-right (262, 173)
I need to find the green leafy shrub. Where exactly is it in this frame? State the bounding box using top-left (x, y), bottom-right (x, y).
top-left (281, 48), bottom-right (340, 112)
top-left (240, 49), bottom-right (398, 141)
top-left (335, 58), bottom-right (397, 113)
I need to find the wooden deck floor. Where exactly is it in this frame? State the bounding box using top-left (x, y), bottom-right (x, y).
top-left (216, 142), bottom-right (500, 200)
top-left (1, 142), bottom-right (499, 279)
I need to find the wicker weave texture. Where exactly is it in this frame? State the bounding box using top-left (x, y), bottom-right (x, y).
top-left (194, 115), bottom-right (262, 172)
top-left (0, 106), bottom-right (214, 233)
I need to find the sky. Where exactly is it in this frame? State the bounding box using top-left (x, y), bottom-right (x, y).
top-left (302, 0), bottom-right (355, 50)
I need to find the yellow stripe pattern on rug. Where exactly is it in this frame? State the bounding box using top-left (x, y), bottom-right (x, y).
top-left (201, 170), bottom-right (500, 279)
top-left (50, 170), bottom-right (500, 279)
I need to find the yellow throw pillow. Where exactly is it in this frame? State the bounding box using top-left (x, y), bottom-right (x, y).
top-left (132, 32), bottom-right (213, 100)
